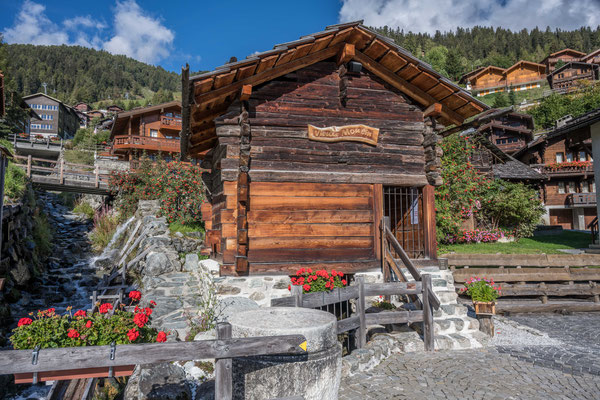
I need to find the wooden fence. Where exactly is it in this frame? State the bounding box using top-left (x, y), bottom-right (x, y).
top-left (0, 322), bottom-right (306, 400)
top-left (272, 275), bottom-right (435, 351)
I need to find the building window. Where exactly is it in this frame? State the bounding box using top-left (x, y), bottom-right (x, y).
top-left (579, 151), bottom-right (587, 161)
top-left (149, 129), bottom-right (158, 138)
top-left (558, 182), bottom-right (565, 194)
top-left (568, 181), bottom-right (577, 194)
top-left (566, 152), bottom-right (573, 162)
top-left (556, 152), bottom-right (564, 163)
top-left (591, 180), bottom-right (596, 193)
top-left (582, 181), bottom-right (589, 193)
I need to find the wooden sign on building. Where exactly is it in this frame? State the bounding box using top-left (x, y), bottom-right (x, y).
top-left (184, 22), bottom-right (487, 276)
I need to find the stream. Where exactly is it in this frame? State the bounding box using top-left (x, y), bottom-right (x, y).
top-left (6, 192), bottom-right (121, 400)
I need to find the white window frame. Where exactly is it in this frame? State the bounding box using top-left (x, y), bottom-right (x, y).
top-left (558, 182), bottom-right (565, 194)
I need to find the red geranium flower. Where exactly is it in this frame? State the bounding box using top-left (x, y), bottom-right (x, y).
top-left (149, 300), bottom-right (157, 307)
top-left (85, 320), bottom-right (93, 329)
top-left (74, 310), bottom-right (86, 317)
top-left (156, 331), bottom-right (167, 343)
top-left (18, 318), bottom-right (32, 327)
top-left (303, 284), bottom-right (311, 292)
top-left (127, 328), bottom-right (140, 342)
top-left (134, 312), bottom-right (148, 328)
top-left (67, 329), bottom-right (80, 338)
top-left (128, 291), bottom-right (141, 301)
top-left (99, 303), bottom-right (113, 314)
top-left (144, 307), bottom-right (153, 316)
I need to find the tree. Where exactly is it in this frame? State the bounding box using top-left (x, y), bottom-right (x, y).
top-left (554, 59), bottom-right (566, 70)
top-left (492, 92), bottom-right (509, 108)
top-left (150, 89), bottom-right (174, 105)
top-left (508, 89), bottom-right (517, 105)
top-left (424, 45), bottom-right (449, 77)
top-left (445, 49), bottom-right (464, 80)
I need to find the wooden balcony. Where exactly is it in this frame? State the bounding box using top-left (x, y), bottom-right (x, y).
top-left (471, 77), bottom-right (545, 91)
top-left (160, 116), bottom-right (182, 131)
top-left (531, 163), bottom-right (594, 177)
top-left (112, 135), bottom-right (180, 153)
top-left (568, 193), bottom-right (597, 206)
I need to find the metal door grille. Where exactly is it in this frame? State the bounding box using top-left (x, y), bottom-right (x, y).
top-left (383, 186), bottom-right (425, 259)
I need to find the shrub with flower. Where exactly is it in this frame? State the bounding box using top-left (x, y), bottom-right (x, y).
top-left (10, 292), bottom-right (169, 350)
top-left (444, 228), bottom-right (510, 244)
top-left (545, 160), bottom-right (591, 170)
top-left (288, 268), bottom-right (347, 293)
top-left (459, 276), bottom-right (502, 303)
top-left (372, 296), bottom-right (395, 310)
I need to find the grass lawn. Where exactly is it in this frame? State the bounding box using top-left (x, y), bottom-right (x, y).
top-left (439, 231), bottom-right (592, 255)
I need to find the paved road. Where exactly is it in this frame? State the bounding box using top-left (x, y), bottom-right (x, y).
top-left (339, 313), bottom-right (600, 400)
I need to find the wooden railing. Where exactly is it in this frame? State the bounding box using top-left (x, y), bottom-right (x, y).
top-left (160, 116), bottom-right (182, 129)
top-left (589, 216), bottom-right (598, 244)
top-left (112, 135), bottom-right (180, 153)
top-left (471, 77), bottom-right (545, 91)
top-left (0, 323), bottom-right (306, 399)
top-left (272, 276), bottom-right (435, 351)
top-left (530, 163), bottom-right (594, 175)
top-left (10, 133), bottom-right (63, 150)
top-left (568, 192), bottom-right (596, 206)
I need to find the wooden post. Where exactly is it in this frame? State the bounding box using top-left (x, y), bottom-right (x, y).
top-left (215, 322), bottom-right (233, 400)
top-left (422, 185), bottom-right (437, 260)
top-left (292, 285), bottom-right (303, 307)
top-left (59, 159), bottom-right (64, 184)
top-left (94, 166), bottom-right (99, 188)
top-left (382, 216), bottom-right (391, 283)
top-left (180, 64), bottom-right (191, 161)
top-left (422, 274), bottom-right (434, 351)
top-left (26, 155), bottom-right (32, 178)
top-left (357, 276), bottom-right (366, 349)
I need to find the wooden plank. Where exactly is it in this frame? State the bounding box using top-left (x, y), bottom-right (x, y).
top-left (452, 268), bottom-right (600, 283)
top-left (0, 335), bottom-right (307, 374)
top-left (250, 182), bottom-right (372, 197)
top-left (363, 282), bottom-right (421, 296)
top-left (337, 316), bottom-right (361, 334)
top-left (422, 274), bottom-right (434, 351)
top-left (364, 310), bottom-right (424, 325)
top-left (248, 247), bottom-right (375, 262)
top-left (255, 55), bottom-right (279, 74)
top-left (357, 277), bottom-right (366, 348)
top-left (234, 261), bottom-right (379, 276)
top-left (363, 39), bottom-right (389, 60)
top-left (497, 301), bottom-right (600, 314)
top-left (379, 51), bottom-right (408, 72)
top-left (336, 43), bottom-right (355, 65)
top-left (373, 184), bottom-right (383, 262)
top-left (500, 283), bottom-right (600, 297)
top-left (247, 210), bottom-right (373, 224)
top-left (250, 170), bottom-right (429, 186)
top-left (250, 236), bottom-right (374, 250)
top-left (422, 185), bottom-right (437, 259)
top-left (249, 223), bottom-right (373, 237)
top-left (297, 286), bottom-right (360, 308)
top-left (249, 196), bottom-right (372, 211)
top-left (240, 84), bottom-right (252, 101)
top-left (215, 323), bottom-right (232, 400)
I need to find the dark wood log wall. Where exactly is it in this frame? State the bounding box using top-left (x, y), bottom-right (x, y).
top-left (206, 61), bottom-right (433, 275)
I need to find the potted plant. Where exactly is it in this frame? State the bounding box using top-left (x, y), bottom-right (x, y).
top-left (372, 296), bottom-right (396, 311)
top-left (288, 268), bottom-right (347, 293)
top-left (459, 277), bottom-right (501, 315)
top-left (10, 291), bottom-right (169, 383)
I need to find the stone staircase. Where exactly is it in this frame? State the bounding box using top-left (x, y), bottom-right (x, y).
top-left (402, 266), bottom-right (489, 350)
top-left (584, 243), bottom-right (600, 254)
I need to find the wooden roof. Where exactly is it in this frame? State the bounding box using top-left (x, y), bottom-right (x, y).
top-left (581, 48), bottom-right (600, 62)
top-left (470, 66), bottom-right (507, 80)
top-left (110, 101), bottom-right (181, 138)
top-left (549, 61), bottom-right (598, 77)
top-left (188, 21), bottom-right (488, 156)
top-left (541, 48), bottom-right (586, 63)
top-left (504, 60), bottom-right (546, 74)
top-left (458, 66), bottom-right (485, 84)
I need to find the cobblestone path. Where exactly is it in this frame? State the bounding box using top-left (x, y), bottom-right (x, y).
top-left (339, 313), bottom-right (600, 399)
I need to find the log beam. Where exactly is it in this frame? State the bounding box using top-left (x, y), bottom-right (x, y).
top-left (423, 103), bottom-right (443, 118)
top-left (240, 84), bottom-right (252, 101)
top-left (336, 43), bottom-right (355, 66)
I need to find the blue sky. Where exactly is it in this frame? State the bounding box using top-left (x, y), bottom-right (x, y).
top-left (2, 0), bottom-right (600, 73)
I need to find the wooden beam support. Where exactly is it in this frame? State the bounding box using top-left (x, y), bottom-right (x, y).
top-left (194, 43), bottom-right (344, 105)
top-left (423, 103), bottom-right (443, 118)
top-left (336, 43), bottom-right (355, 66)
top-left (353, 51), bottom-right (465, 126)
top-left (240, 84), bottom-right (252, 101)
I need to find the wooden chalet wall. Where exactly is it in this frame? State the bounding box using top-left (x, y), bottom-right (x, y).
top-left (203, 61), bottom-right (434, 275)
top-left (472, 68), bottom-right (505, 88)
top-left (505, 63), bottom-right (545, 86)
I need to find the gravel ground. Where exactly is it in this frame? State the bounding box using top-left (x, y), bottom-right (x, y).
top-left (489, 315), bottom-right (563, 346)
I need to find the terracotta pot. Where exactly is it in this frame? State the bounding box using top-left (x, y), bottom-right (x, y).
top-left (14, 365), bottom-right (135, 384)
top-left (473, 301), bottom-right (496, 315)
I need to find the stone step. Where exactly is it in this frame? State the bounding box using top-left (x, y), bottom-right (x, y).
top-left (433, 317), bottom-right (480, 335)
top-left (585, 247), bottom-right (600, 254)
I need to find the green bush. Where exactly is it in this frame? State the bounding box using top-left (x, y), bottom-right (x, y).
top-left (32, 212), bottom-right (53, 262)
top-left (90, 206), bottom-right (119, 251)
top-left (63, 149), bottom-right (94, 165)
top-left (4, 162), bottom-right (26, 200)
top-left (169, 221), bottom-right (204, 235)
top-left (73, 199), bottom-right (96, 219)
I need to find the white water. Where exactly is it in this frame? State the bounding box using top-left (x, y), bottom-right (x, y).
top-left (89, 215), bottom-right (135, 269)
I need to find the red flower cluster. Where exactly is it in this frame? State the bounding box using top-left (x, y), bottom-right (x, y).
top-left (156, 331), bottom-right (167, 343)
top-left (85, 320), bottom-right (93, 329)
top-left (133, 312), bottom-right (148, 328)
top-left (127, 328), bottom-right (140, 342)
top-left (74, 310), bottom-right (86, 318)
top-left (128, 291), bottom-right (142, 302)
top-left (290, 268), bottom-right (347, 293)
top-left (17, 318), bottom-right (32, 327)
top-left (67, 329), bottom-right (80, 339)
top-left (98, 303), bottom-right (113, 314)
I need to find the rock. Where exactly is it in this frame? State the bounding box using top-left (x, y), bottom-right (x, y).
top-left (273, 278), bottom-right (290, 290)
top-left (249, 292), bottom-right (265, 301)
top-left (145, 252), bottom-right (176, 276)
top-left (215, 297), bottom-right (259, 322)
top-left (200, 259), bottom-right (220, 275)
top-left (10, 260), bottom-right (31, 286)
top-left (216, 285), bottom-right (241, 296)
top-left (194, 329), bottom-right (216, 342)
top-left (184, 254), bottom-right (199, 272)
top-left (124, 363), bottom-right (192, 400)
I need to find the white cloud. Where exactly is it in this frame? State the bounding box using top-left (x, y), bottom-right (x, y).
top-left (3, 0), bottom-right (69, 45)
top-left (63, 16), bottom-right (107, 31)
top-left (339, 0), bottom-right (600, 33)
top-left (103, 0), bottom-right (174, 64)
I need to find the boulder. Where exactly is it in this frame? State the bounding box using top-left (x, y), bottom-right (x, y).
top-left (184, 253), bottom-right (199, 273)
top-left (10, 260), bottom-right (31, 286)
top-left (124, 363), bottom-right (192, 400)
top-left (215, 297), bottom-right (259, 322)
top-left (145, 252), bottom-right (178, 276)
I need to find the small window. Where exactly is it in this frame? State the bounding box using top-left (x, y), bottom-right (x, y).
top-left (568, 181), bottom-right (577, 194)
top-left (558, 182), bottom-right (565, 194)
top-left (556, 152), bottom-right (564, 163)
top-left (149, 129), bottom-right (158, 138)
top-left (566, 152), bottom-right (573, 162)
top-left (581, 182), bottom-right (589, 193)
top-left (579, 151), bottom-right (587, 161)
top-left (591, 180), bottom-right (596, 193)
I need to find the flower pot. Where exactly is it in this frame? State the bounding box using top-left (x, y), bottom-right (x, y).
top-left (473, 301), bottom-right (496, 316)
top-left (14, 365), bottom-right (135, 384)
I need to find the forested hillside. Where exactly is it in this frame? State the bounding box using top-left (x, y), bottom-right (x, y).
top-left (373, 26), bottom-right (600, 80)
top-left (0, 42), bottom-right (179, 104)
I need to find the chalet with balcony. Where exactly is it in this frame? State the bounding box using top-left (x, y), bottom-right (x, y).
top-left (541, 48), bottom-right (586, 73)
top-left (87, 110), bottom-right (105, 119)
top-left (460, 61), bottom-right (546, 97)
top-left (109, 101), bottom-right (181, 166)
top-left (476, 110), bottom-right (534, 155)
top-left (106, 105), bottom-right (124, 114)
top-left (74, 102), bottom-right (91, 112)
top-left (547, 62), bottom-right (599, 92)
top-left (581, 49), bottom-right (600, 65)
top-left (514, 113), bottom-right (598, 230)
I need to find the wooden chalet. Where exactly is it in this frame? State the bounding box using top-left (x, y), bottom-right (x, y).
top-left (109, 101), bottom-right (182, 167)
top-left (74, 102), bottom-right (91, 112)
top-left (182, 21), bottom-right (488, 276)
top-left (504, 61), bottom-right (546, 91)
top-left (87, 110), bottom-right (105, 119)
top-left (476, 110), bottom-right (534, 155)
top-left (514, 112), bottom-right (599, 230)
top-left (106, 104), bottom-right (125, 114)
top-left (541, 48), bottom-right (586, 73)
top-left (547, 62), bottom-right (599, 92)
top-left (581, 49), bottom-right (600, 65)
top-left (460, 61), bottom-right (545, 97)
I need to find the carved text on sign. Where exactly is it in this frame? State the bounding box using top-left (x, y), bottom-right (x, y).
top-left (307, 124), bottom-right (379, 146)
